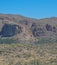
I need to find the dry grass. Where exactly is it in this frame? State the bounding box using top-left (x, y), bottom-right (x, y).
top-left (0, 43), bottom-right (57, 65)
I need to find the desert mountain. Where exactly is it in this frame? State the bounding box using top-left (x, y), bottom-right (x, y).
top-left (0, 14), bottom-right (57, 43)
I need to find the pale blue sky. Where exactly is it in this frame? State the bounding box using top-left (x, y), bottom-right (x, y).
top-left (0, 0), bottom-right (57, 19)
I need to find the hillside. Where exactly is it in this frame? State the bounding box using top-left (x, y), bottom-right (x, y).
top-left (0, 14), bottom-right (57, 43)
top-left (0, 14), bottom-right (57, 65)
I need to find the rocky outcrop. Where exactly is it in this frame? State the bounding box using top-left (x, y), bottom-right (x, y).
top-left (52, 26), bottom-right (56, 33)
top-left (45, 24), bottom-right (52, 31)
top-left (45, 24), bottom-right (57, 33)
top-left (0, 24), bottom-right (22, 37)
top-left (31, 23), bottom-right (45, 37)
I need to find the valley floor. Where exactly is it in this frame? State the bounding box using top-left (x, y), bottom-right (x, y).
top-left (0, 43), bottom-right (57, 65)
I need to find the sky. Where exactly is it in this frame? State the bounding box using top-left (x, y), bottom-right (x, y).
top-left (0, 0), bottom-right (57, 19)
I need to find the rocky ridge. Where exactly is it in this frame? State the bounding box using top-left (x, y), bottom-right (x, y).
top-left (0, 14), bottom-right (57, 43)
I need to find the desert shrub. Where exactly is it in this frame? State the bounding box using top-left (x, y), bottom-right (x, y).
top-left (34, 38), bottom-right (57, 44)
top-left (0, 38), bottom-right (18, 44)
top-left (15, 61), bottom-right (22, 65)
top-left (23, 53), bottom-right (31, 59)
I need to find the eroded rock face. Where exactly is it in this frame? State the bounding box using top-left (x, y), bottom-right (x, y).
top-left (31, 23), bottom-right (45, 37)
top-left (0, 24), bottom-right (22, 37)
top-left (52, 26), bottom-right (56, 33)
top-left (45, 24), bottom-right (57, 33)
top-left (45, 24), bottom-right (52, 31)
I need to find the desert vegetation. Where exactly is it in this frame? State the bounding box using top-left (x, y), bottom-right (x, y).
top-left (0, 42), bottom-right (57, 65)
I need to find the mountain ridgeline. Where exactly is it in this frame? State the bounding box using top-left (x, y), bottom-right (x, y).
top-left (0, 14), bottom-right (57, 43)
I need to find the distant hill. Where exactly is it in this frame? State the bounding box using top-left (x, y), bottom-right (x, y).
top-left (0, 14), bottom-right (57, 43)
